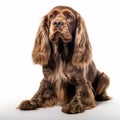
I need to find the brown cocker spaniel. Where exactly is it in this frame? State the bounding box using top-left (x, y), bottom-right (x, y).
top-left (19, 6), bottom-right (111, 114)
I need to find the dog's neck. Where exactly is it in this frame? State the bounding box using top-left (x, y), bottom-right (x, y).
top-left (50, 39), bottom-right (74, 63)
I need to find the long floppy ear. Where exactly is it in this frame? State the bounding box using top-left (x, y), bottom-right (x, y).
top-left (32, 15), bottom-right (51, 66)
top-left (72, 13), bottom-right (92, 68)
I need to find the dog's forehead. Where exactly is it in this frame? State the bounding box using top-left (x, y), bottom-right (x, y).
top-left (48, 6), bottom-right (77, 14)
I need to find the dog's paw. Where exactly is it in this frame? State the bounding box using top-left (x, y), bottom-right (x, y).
top-left (95, 94), bottom-right (111, 101)
top-left (18, 100), bottom-right (37, 110)
top-left (62, 103), bottom-right (85, 114)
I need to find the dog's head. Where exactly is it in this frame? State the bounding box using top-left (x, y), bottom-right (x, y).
top-left (48, 6), bottom-right (77, 43)
top-left (32, 6), bottom-right (92, 67)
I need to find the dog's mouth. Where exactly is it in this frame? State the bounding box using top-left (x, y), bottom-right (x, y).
top-left (49, 31), bottom-right (72, 43)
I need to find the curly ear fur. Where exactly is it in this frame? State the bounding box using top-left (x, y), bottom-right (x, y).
top-left (72, 14), bottom-right (92, 68)
top-left (32, 16), bottom-right (51, 66)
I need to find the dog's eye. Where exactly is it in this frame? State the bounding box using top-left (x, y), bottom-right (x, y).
top-left (49, 14), bottom-right (56, 19)
top-left (66, 13), bottom-right (73, 19)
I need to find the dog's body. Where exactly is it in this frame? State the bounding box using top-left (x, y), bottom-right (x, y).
top-left (19, 6), bottom-right (110, 114)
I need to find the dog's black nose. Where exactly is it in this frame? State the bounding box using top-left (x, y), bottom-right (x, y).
top-left (53, 20), bottom-right (64, 27)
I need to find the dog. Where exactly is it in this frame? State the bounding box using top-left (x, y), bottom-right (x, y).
top-left (18, 6), bottom-right (111, 114)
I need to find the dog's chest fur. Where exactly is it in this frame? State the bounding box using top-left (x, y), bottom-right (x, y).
top-left (52, 60), bottom-right (68, 81)
top-left (52, 60), bottom-right (69, 103)
top-left (46, 41), bottom-right (74, 104)
top-left (47, 59), bottom-right (71, 105)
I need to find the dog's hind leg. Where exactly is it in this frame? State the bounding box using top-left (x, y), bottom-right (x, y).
top-left (93, 71), bottom-right (111, 101)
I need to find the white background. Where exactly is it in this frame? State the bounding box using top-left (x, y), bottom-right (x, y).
top-left (0, 0), bottom-right (120, 120)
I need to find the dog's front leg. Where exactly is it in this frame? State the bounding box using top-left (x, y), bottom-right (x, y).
top-left (62, 79), bottom-right (96, 114)
top-left (18, 79), bottom-right (56, 110)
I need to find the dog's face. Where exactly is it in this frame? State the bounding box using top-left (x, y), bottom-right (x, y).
top-left (48, 6), bottom-right (77, 43)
